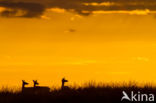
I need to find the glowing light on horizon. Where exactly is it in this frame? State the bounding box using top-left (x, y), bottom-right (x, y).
top-left (92, 9), bottom-right (151, 15)
top-left (47, 8), bottom-right (66, 13)
top-left (83, 2), bottom-right (115, 6)
top-left (0, 7), bottom-right (6, 12)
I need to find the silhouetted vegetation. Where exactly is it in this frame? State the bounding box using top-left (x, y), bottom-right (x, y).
top-left (0, 82), bottom-right (155, 103)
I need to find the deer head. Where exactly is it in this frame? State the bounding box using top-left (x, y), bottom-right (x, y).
top-left (22, 80), bottom-right (29, 88)
top-left (61, 78), bottom-right (68, 89)
top-left (33, 80), bottom-right (39, 87)
top-left (62, 78), bottom-right (68, 83)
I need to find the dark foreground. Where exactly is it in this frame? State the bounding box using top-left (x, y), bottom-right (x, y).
top-left (0, 84), bottom-right (155, 103)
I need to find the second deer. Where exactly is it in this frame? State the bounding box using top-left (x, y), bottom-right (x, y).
top-left (33, 80), bottom-right (50, 94)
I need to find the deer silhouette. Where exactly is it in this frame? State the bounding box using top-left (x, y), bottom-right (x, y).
top-left (22, 80), bottom-right (50, 94)
top-left (61, 78), bottom-right (69, 90)
top-left (22, 80), bottom-right (34, 93)
top-left (32, 80), bottom-right (50, 94)
top-left (33, 80), bottom-right (39, 87)
top-left (22, 80), bottom-right (29, 91)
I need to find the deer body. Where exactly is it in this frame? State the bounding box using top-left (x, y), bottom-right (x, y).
top-left (22, 87), bottom-right (35, 94)
top-left (33, 80), bottom-right (50, 94)
top-left (22, 80), bottom-right (34, 93)
top-left (33, 86), bottom-right (50, 94)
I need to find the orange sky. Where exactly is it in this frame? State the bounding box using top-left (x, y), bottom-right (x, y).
top-left (0, 7), bottom-right (156, 88)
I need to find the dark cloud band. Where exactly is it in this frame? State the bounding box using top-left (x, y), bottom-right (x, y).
top-left (0, 0), bottom-right (156, 18)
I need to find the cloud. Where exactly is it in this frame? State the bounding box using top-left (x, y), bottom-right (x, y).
top-left (0, 1), bottom-right (45, 17)
top-left (1, 0), bottom-right (156, 18)
top-left (132, 57), bottom-right (149, 62)
top-left (64, 29), bottom-right (76, 33)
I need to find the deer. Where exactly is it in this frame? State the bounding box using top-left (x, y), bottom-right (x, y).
top-left (22, 80), bottom-right (29, 90)
top-left (32, 80), bottom-right (50, 94)
top-left (22, 80), bottom-right (34, 93)
top-left (61, 78), bottom-right (70, 90)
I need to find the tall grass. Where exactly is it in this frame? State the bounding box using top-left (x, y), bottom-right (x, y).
top-left (0, 82), bottom-right (155, 103)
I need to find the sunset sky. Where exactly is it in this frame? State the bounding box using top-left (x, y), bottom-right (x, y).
top-left (0, 0), bottom-right (156, 88)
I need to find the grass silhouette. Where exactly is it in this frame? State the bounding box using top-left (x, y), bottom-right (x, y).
top-left (0, 82), bottom-right (155, 103)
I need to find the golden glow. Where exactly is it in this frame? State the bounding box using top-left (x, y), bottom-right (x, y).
top-left (47, 8), bottom-right (66, 13)
top-left (91, 9), bottom-right (151, 15)
top-left (0, 7), bottom-right (6, 12)
top-left (0, 10), bottom-right (156, 88)
top-left (83, 2), bottom-right (115, 6)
